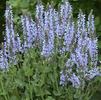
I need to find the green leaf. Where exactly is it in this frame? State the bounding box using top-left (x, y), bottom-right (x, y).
top-left (45, 96), bottom-right (55, 100)
top-left (98, 41), bottom-right (101, 49)
top-left (53, 90), bottom-right (61, 96)
top-left (10, 96), bottom-right (18, 100)
top-left (95, 17), bottom-right (100, 26)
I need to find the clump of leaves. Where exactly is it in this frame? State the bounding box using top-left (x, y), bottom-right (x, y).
top-left (0, 48), bottom-right (100, 100)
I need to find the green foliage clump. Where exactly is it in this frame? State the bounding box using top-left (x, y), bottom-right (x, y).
top-left (0, 48), bottom-right (101, 100)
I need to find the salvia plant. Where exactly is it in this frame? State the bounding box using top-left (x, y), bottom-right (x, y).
top-left (1, 0), bottom-right (101, 94)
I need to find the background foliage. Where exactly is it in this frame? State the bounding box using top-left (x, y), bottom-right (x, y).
top-left (0, 0), bottom-right (6, 43)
